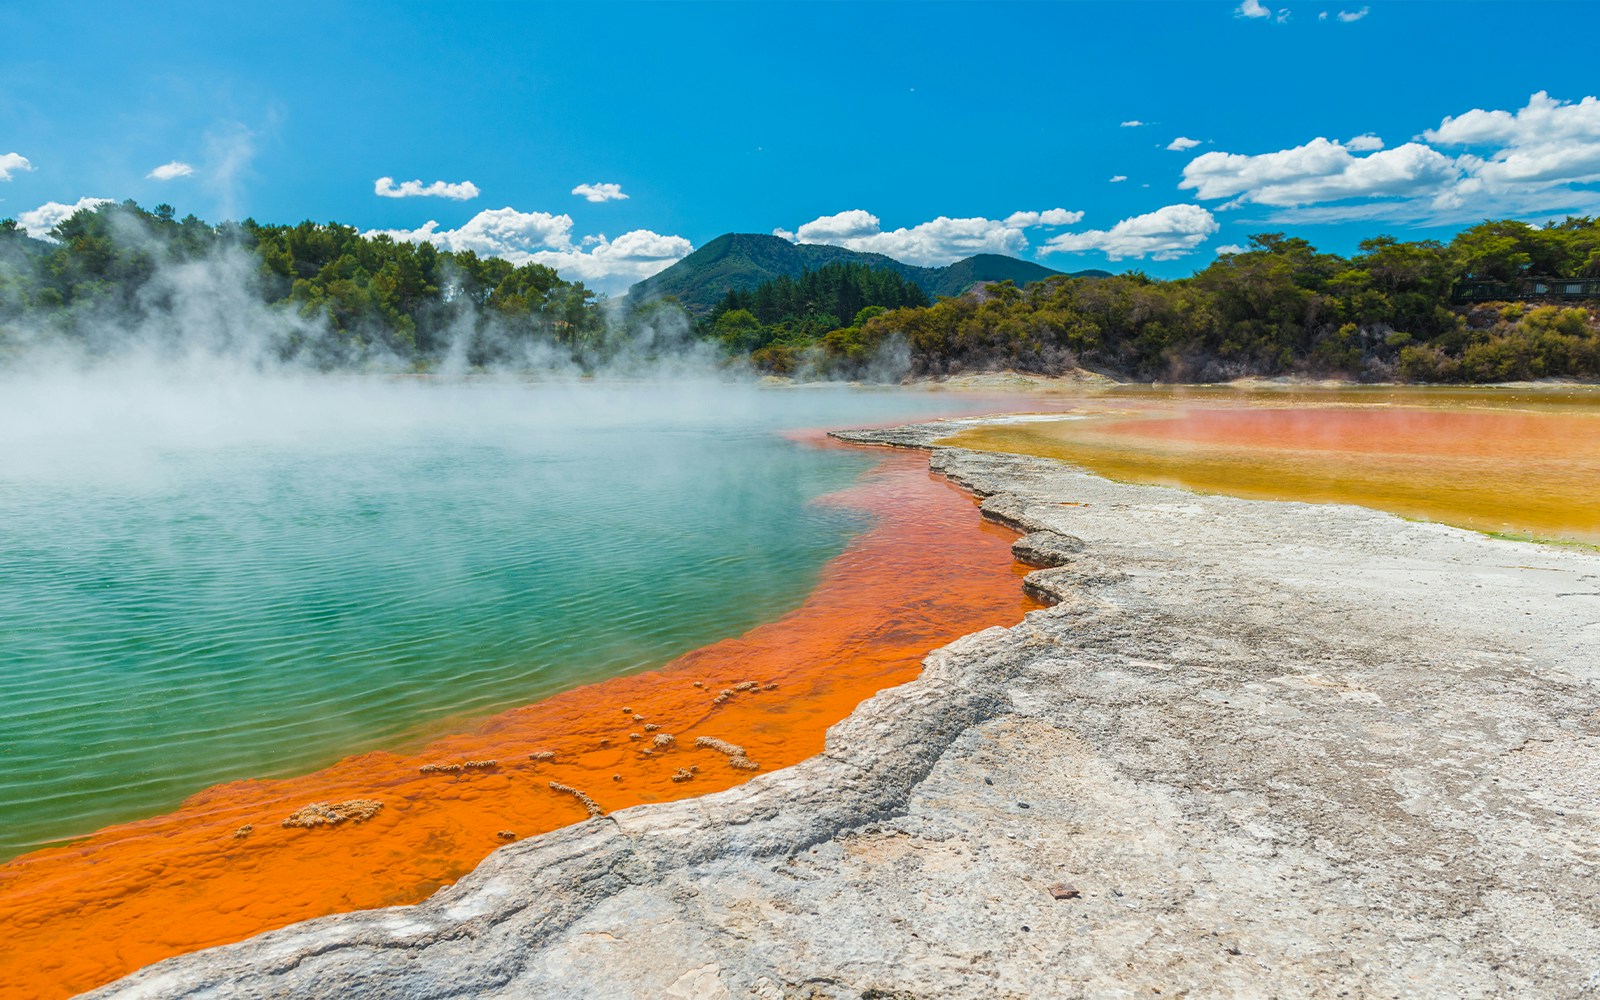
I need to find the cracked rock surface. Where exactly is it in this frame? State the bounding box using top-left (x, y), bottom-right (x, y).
top-left (94, 421), bottom-right (1600, 999)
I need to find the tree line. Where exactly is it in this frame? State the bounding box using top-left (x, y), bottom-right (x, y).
top-left (696, 261), bottom-right (930, 373)
top-left (0, 200), bottom-right (608, 368)
top-left (3, 199), bottom-right (1598, 382)
top-left (794, 219), bottom-right (1600, 382)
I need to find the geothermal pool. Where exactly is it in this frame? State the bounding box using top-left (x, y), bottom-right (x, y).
top-left (0, 379), bottom-right (1024, 861)
top-left (945, 384), bottom-right (1600, 547)
top-left (0, 377), bottom-right (1043, 999)
top-left (4, 376), bottom-right (1595, 998)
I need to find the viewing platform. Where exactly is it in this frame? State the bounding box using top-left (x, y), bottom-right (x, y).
top-left (1453, 277), bottom-right (1600, 303)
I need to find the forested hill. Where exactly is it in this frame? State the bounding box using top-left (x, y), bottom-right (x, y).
top-left (0, 200), bottom-right (612, 368)
top-left (3, 200), bottom-right (1598, 383)
top-left (813, 224), bottom-right (1600, 383)
top-left (626, 233), bottom-right (1088, 311)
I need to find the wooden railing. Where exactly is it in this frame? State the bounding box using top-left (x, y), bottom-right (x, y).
top-left (1453, 278), bottom-right (1600, 303)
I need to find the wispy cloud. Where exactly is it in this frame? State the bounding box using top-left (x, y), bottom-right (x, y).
top-left (1337, 7), bottom-right (1369, 21)
top-left (571, 182), bottom-right (628, 203)
top-left (0, 152), bottom-right (33, 182)
top-left (201, 122), bottom-right (259, 222)
top-left (147, 161), bottom-right (193, 181)
top-left (1041, 204), bottom-right (1219, 261)
top-left (374, 176), bottom-right (480, 200)
top-left (1109, 175), bottom-right (1128, 183)
top-left (1120, 120), bottom-right (1145, 128)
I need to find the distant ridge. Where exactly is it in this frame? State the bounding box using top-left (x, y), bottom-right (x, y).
top-left (628, 233), bottom-right (1107, 312)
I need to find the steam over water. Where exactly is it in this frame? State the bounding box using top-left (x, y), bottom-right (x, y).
top-left (0, 376), bottom-right (987, 859)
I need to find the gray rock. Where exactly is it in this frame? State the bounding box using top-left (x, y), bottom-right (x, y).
top-left (1012, 530), bottom-right (1086, 568)
top-left (94, 421), bottom-right (1600, 1000)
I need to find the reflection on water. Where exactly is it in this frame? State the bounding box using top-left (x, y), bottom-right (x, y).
top-left (944, 383), bottom-right (1600, 545)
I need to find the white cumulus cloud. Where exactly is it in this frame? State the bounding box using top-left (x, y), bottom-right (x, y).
top-left (1181, 137), bottom-right (1460, 208)
top-left (1236, 0), bottom-right (1271, 18)
top-left (1424, 91), bottom-right (1600, 175)
top-left (1417, 91), bottom-right (1600, 218)
top-left (571, 182), bottom-right (628, 203)
top-left (790, 209), bottom-right (881, 244)
top-left (1189, 92), bottom-right (1600, 224)
top-left (17, 197), bottom-right (115, 239)
top-left (776, 208), bottom-right (1085, 266)
top-left (1215, 244), bottom-right (1249, 255)
top-left (374, 176), bottom-right (481, 200)
top-left (1167, 136), bottom-right (1202, 151)
top-left (1109, 175), bottom-right (1128, 183)
top-left (367, 207), bottom-right (688, 293)
top-left (1120, 120), bottom-right (1145, 128)
top-left (523, 230), bottom-right (690, 290)
top-left (1002, 208), bottom-right (1085, 228)
top-left (1041, 204), bottom-right (1219, 262)
top-left (147, 161), bottom-right (193, 181)
top-left (0, 152), bottom-right (33, 182)
top-left (369, 208), bottom-right (576, 255)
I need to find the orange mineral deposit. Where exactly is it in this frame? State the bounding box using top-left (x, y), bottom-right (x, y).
top-left (0, 439), bottom-right (1038, 1000)
top-left (947, 402), bottom-right (1600, 546)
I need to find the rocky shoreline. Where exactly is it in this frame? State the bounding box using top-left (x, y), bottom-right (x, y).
top-left (91, 420), bottom-right (1600, 999)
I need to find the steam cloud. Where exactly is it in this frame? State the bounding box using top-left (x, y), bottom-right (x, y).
top-left (0, 203), bottom-right (921, 411)
top-left (0, 206), bottom-right (923, 387)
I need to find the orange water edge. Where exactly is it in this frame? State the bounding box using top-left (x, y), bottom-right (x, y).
top-left (0, 441), bottom-right (1038, 1000)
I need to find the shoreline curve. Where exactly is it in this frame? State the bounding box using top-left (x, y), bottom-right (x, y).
top-left (92, 418), bottom-right (1600, 999)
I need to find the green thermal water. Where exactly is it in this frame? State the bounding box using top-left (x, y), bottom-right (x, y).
top-left (0, 378), bottom-right (992, 859)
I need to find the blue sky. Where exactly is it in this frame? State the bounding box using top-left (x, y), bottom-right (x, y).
top-left (4, 1), bottom-right (1600, 293)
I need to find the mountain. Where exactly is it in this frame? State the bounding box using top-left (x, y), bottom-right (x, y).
top-left (926, 254), bottom-right (1093, 298)
top-left (627, 233), bottom-right (1104, 312)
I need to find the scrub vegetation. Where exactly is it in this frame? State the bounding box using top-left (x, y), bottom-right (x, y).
top-left (3, 200), bottom-right (1598, 382)
top-left (804, 222), bottom-right (1600, 382)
